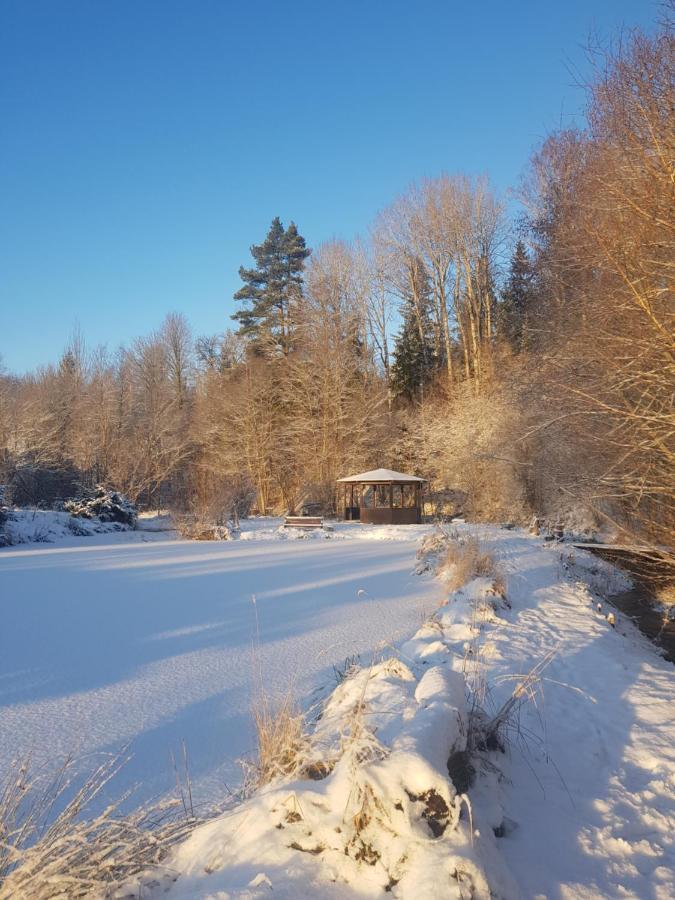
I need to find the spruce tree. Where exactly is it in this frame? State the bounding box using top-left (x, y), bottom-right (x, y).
top-left (232, 217), bottom-right (310, 355)
top-left (390, 259), bottom-right (437, 401)
top-left (499, 241), bottom-right (534, 351)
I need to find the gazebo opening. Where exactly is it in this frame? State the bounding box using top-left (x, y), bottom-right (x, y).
top-left (336, 468), bottom-right (426, 524)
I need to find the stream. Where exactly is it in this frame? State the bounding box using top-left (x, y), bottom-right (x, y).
top-left (607, 587), bottom-right (675, 664)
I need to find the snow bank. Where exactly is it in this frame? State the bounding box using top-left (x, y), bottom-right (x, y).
top-left (560, 543), bottom-right (633, 595)
top-left (135, 575), bottom-right (519, 900)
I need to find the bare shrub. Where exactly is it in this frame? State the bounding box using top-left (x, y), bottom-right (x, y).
top-left (173, 515), bottom-right (230, 541)
top-left (0, 753), bottom-right (195, 900)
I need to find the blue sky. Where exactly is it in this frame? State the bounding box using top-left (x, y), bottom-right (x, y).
top-left (0, 0), bottom-right (657, 373)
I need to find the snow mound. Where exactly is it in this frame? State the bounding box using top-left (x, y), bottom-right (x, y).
top-left (138, 616), bottom-right (517, 899)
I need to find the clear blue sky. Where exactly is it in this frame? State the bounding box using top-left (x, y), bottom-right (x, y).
top-left (0, 0), bottom-right (657, 373)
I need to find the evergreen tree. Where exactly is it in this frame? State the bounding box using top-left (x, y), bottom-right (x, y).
top-left (232, 217), bottom-right (310, 356)
top-left (390, 259), bottom-right (437, 401)
top-left (498, 241), bottom-right (534, 351)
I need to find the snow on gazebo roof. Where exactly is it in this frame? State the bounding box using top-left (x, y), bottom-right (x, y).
top-left (336, 468), bottom-right (426, 483)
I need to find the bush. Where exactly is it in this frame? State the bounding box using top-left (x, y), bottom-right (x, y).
top-left (64, 487), bottom-right (137, 527)
top-left (173, 516), bottom-right (231, 541)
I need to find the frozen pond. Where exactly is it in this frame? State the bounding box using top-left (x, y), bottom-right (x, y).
top-left (0, 525), bottom-right (440, 806)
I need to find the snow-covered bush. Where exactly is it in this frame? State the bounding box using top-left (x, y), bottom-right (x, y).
top-left (64, 486), bottom-right (137, 527)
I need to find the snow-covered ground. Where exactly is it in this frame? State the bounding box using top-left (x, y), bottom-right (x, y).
top-left (0, 518), bottom-right (440, 808)
top-left (2, 518), bottom-right (674, 898)
top-left (154, 528), bottom-right (675, 899)
top-left (479, 530), bottom-right (674, 899)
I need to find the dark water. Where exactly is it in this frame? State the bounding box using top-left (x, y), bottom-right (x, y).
top-left (608, 587), bottom-right (675, 664)
top-left (577, 545), bottom-right (675, 664)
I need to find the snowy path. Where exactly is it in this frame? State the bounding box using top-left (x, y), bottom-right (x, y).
top-left (0, 527), bottom-right (440, 806)
top-left (479, 530), bottom-right (675, 899)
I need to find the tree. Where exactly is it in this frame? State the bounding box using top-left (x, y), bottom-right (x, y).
top-left (520, 22), bottom-right (675, 550)
top-left (160, 313), bottom-right (193, 407)
top-left (232, 217), bottom-right (311, 356)
top-left (499, 241), bottom-right (534, 351)
top-left (284, 240), bottom-right (388, 506)
top-left (390, 258), bottom-right (437, 401)
top-left (375, 176), bottom-right (505, 390)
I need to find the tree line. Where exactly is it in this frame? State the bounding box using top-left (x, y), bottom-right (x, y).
top-left (0, 20), bottom-right (672, 548)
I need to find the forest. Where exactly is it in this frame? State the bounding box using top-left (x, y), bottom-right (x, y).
top-left (0, 22), bottom-right (672, 552)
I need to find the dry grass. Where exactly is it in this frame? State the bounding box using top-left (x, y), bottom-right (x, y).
top-left (246, 691), bottom-right (308, 789)
top-left (0, 752), bottom-right (196, 900)
top-left (441, 536), bottom-right (504, 593)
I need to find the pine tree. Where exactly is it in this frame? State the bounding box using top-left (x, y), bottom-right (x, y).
top-left (232, 217), bottom-right (310, 356)
top-left (390, 259), bottom-right (437, 401)
top-left (498, 241), bottom-right (534, 351)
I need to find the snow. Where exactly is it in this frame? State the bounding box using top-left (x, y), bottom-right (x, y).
top-left (1, 507), bottom-right (135, 545)
top-left (139, 526), bottom-right (673, 899)
top-left (136, 650), bottom-right (505, 900)
top-left (0, 519), bottom-right (440, 809)
top-left (484, 531), bottom-right (675, 899)
top-left (336, 469), bottom-right (426, 483)
top-left (2, 518), bottom-right (674, 898)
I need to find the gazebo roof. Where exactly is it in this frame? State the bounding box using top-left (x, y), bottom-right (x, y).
top-left (337, 468), bottom-right (426, 484)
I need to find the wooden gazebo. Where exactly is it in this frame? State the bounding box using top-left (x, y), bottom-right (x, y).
top-left (336, 468), bottom-right (426, 525)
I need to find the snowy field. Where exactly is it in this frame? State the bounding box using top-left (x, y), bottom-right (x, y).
top-left (0, 519), bottom-right (441, 807)
top-left (149, 527), bottom-right (675, 900)
top-left (1, 518), bottom-right (674, 898)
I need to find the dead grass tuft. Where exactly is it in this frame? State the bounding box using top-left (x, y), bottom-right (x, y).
top-left (441, 537), bottom-right (504, 593)
top-left (0, 752), bottom-right (195, 900)
top-left (248, 692), bottom-right (308, 788)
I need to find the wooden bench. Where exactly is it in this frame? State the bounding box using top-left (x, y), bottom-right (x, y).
top-left (284, 515), bottom-right (324, 529)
